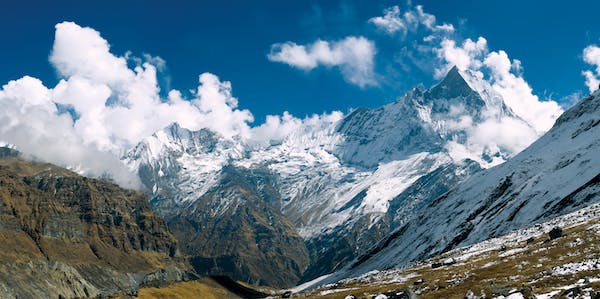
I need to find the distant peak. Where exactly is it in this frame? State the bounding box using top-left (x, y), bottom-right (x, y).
top-left (447, 65), bottom-right (461, 76)
top-left (159, 122), bottom-right (189, 139)
top-left (425, 66), bottom-right (478, 101)
top-left (440, 66), bottom-right (470, 89)
top-left (164, 122), bottom-right (182, 132)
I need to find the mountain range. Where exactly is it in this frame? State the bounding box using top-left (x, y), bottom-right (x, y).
top-left (122, 66), bottom-right (547, 287)
top-left (326, 81), bottom-right (600, 285)
top-left (2, 63), bottom-right (599, 298)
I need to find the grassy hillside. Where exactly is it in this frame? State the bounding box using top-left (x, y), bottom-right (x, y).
top-left (0, 156), bottom-right (187, 298)
top-left (298, 203), bottom-right (600, 298)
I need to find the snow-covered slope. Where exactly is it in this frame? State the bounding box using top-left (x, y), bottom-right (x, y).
top-left (326, 89), bottom-right (600, 283)
top-left (123, 67), bottom-right (539, 285)
top-left (123, 123), bottom-right (245, 217)
top-left (336, 66), bottom-right (516, 169)
top-left (301, 201), bottom-right (600, 298)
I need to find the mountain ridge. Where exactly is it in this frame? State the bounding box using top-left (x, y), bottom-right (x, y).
top-left (0, 155), bottom-right (189, 298)
top-left (123, 66), bottom-right (546, 286)
top-left (322, 88), bottom-right (600, 284)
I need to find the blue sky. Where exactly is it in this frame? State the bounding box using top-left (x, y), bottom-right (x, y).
top-left (1, 0), bottom-right (600, 122)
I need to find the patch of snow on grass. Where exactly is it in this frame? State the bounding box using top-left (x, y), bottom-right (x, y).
top-left (499, 247), bottom-right (527, 258)
top-left (319, 288), bottom-right (357, 296)
top-left (552, 258), bottom-right (600, 275)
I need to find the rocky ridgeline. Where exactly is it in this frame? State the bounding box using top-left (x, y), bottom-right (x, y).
top-left (0, 156), bottom-right (188, 298)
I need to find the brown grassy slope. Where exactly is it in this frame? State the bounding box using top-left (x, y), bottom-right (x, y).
top-left (0, 157), bottom-right (188, 297)
top-left (132, 276), bottom-right (289, 299)
top-left (300, 213), bottom-right (600, 299)
top-left (0, 157), bottom-right (180, 269)
top-left (134, 279), bottom-right (240, 299)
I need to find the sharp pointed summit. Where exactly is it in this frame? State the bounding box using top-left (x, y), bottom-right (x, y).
top-left (426, 66), bottom-right (479, 100)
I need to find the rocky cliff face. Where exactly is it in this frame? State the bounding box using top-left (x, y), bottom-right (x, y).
top-left (166, 166), bottom-right (309, 288)
top-left (0, 156), bottom-right (187, 298)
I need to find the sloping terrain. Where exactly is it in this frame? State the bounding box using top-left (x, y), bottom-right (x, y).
top-left (0, 154), bottom-right (188, 298)
top-left (134, 279), bottom-right (240, 299)
top-left (300, 202), bottom-right (600, 298)
top-left (325, 89), bottom-right (600, 284)
top-left (167, 166), bottom-right (309, 287)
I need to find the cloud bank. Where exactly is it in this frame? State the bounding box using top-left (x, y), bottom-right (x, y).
top-left (268, 36), bottom-right (377, 88)
top-left (0, 21), bottom-right (342, 189)
top-left (0, 76), bottom-right (141, 188)
top-left (0, 8), bottom-right (583, 188)
top-left (432, 36), bottom-right (563, 165)
top-left (48, 22), bottom-right (255, 153)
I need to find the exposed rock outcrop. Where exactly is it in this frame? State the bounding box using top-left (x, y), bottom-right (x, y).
top-left (0, 156), bottom-right (188, 298)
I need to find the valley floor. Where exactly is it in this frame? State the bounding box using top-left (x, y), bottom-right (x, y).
top-left (132, 279), bottom-right (239, 299)
top-left (130, 276), bottom-right (276, 299)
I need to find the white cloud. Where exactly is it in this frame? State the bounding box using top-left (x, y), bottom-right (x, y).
top-left (583, 45), bottom-right (600, 72)
top-left (249, 111), bottom-right (343, 147)
top-left (483, 51), bottom-right (563, 133)
top-left (439, 101), bottom-right (543, 167)
top-left (50, 22), bottom-right (133, 87)
top-left (583, 70), bottom-right (600, 93)
top-left (369, 5), bottom-right (562, 137)
top-left (402, 22), bottom-right (564, 166)
top-left (582, 45), bottom-right (600, 92)
top-left (48, 22), bottom-right (254, 152)
top-left (268, 36), bottom-right (377, 88)
top-left (0, 21), bottom-right (345, 189)
top-left (434, 37), bottom-right (488, 78)
top-left (192, 73), bottom-right (254, 138)
top-left (0, 76), bottom-right (141, 189)
top-left (369, 5), bottom-right (452, 36)
top-left (435, 23), bottom-right (455, 32)
top-left (369, 6), bottom-right (406, 35)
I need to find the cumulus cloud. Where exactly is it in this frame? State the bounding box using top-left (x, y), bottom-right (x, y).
top-left (368, 4), bottom-right (458, 84)
top-left (369, 4), bottom-right (562, 137)
top-left (0, 76), bottom-right (141, 188)
top-left (429, 37), bottom-right (564, 164)
top-left (443, 111), bottom-right (540, 167)
top-left (267, 36), bottom-right (377, 87)
top-left (582, 45), bottom-right (600, 93)
top-left (50, 22), bottom-right (133, 87)
top-left (46, 22), bottom-right (255, 154)
top-left (434, 37), bottom-right (488, 78)
top-left (483, 51), bottom-right (563, 133)
top-left (0, 21), bottom-right (340, 189)
top-left (369, 6), bottom-right (406, 35)
top-left (435, 23), bottom-right (455, 32)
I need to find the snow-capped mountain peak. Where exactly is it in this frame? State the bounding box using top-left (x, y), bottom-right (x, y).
top-left (422, 66), bottom-right (483, 108)
top-left (323, 89), bottom-right (600, 285)
top-left (122, 66), bottom-right (549, 285)
top-left (335, 66), bottom-right (525, 169)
